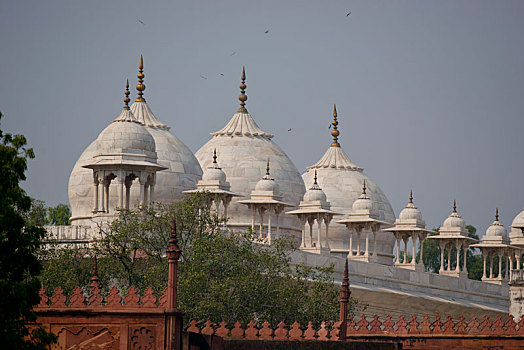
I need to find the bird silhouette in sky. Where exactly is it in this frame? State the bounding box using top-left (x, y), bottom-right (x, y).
top-left (346, 11), bottom-right (351, 17)
top-left (137, 18), bottom-right (146, 25)
top-left (288, 128), bottom-right (292, 132)
top-left (265, 29), bottom-right (269, 34)
top-left (328, 124), bottom-right (332, 129)
top-left (230, 52), bottom-right (236, 56)
top-left (200, 75), bottom-right (207, 80)
top-left (220, 73), bottom-right (225, 76)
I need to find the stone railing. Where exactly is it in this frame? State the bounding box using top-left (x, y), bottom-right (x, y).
top-left (511, 269), bottom-right (524, 283)
top-left (184, 314), bottom-right (524, 339)
top-left (45, 225), bottom-right (92, 243)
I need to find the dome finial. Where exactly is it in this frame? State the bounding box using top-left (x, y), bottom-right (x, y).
top-left (238, 66), bottom-right (248, 113)
top-left (495, 207), bottom-right (499, 221)
top-left (453, 200), bottom-right (457, 213)
top-left (266, 159), bottom-right (270, 176)
top-left (331, 104), bottom-right (340, 147)
top-left (135, 55), bottom-right (146, 102)
top-left (409, 189), bottom-right (413, 204)
top-left (213, 149), bottom-right (218, 165)
top-left (313, 170), bottom-right (318, 185)
top-left (124, 79), bottom-right (131, 109)
top-left (362, 180), bottom-right (367, 195)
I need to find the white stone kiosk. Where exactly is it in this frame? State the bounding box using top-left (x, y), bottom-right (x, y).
top-left (184, 150), bottom-right (242, 221)
top-left (427, 201), bottom-right (477, 278)
top-left (337, 181), bottom-right (390, 263)
top-left (510, 208), bottom-right (524, 270)
top-left (384, 190), bottom-right (434, 271)
top-left (471, 209), bottom-right (519, 284)
top-left (83, 82), bottom-right (166, 220)
top-left (287, 171), bottom-right (339, 254)
top-left (238, 161), bottom-right (294, 243)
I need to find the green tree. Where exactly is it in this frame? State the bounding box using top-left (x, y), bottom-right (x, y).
top-left (0, 112), bottom-right (56, 348)
top-left (42, 192), bottom-right (357, 326)
top-left (48, 203), bottom-right (71, 225)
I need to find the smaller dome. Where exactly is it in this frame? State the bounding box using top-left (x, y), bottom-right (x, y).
top-left (443, 201), bottom-right (465, 229)
top-left (512, 208), bottom-right (524, 230)
top-left (351, 180), bottom-right (373, 211)
top-left (486, 209), bottom-right (507, 238)
top-left (95, 108), bottom-right (156, 157)
top-left (304, 188), bottom-right (327, 202)
top-left (255, 178), bottom-right (279, 193)
top-left (486, 221), bottom-right (507, 237)
top-left (202, 167), bottom-right (226, 182)
top-left (399, 203), bottom-right (423, 221)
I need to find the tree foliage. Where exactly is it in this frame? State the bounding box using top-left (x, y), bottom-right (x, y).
top-left (42, 193), bottom-right (357, 326)
top-left (0, 112), bottom-right (56, 348)
top-left (23, 200), bottom-right (71, 227)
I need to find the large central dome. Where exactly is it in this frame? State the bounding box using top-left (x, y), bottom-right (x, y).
top-left (195, 68), bottom-right (305, 235)
top-left (302, 106), bottom-right (395, 264)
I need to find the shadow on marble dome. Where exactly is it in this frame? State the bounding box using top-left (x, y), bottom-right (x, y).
top-left (68, 57), bottom-right (202, 224)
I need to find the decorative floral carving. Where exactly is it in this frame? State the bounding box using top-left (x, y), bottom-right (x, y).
top-left (130, 327), bottom-right (154, 350)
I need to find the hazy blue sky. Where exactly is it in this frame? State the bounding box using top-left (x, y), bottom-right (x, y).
top-left (1, 0), bottom-right (523, 236)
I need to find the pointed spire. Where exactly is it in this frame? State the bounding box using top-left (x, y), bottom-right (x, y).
top-left (124, 79), bottom-right (130, 109)
top-left (331, 104), bottom-right (340, 147)
top-left (135, 55), bottom-right (146, 102)
top-left (91, 256), bottom-right (100, 286)
top-left (213, 148), bottom-right (218, 163)
top-left (266, 159), bottom-right (270, 176)
top-left (495, 208), bottom-right (499, 222)
top-left (409, 189), bottom-right (413, 204)
top-left (362, 179), bottom-right (367, 195)
top-left (238, 66), bottom-right (248, 113)
top-left (313, 170), bottom-right (318, 186)
top-left (453, 200), bottom-right (457, 213)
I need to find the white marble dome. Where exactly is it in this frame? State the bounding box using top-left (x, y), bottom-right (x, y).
top-left (443, 206), bottom-right (466, 229)
top-left (255, 177), bottom-right (280, 193)
top-left (195, 70), bottom-right (305, 235)
top-left (352, 193), bottom-right (374, 212)
top-left (203, 167), bottom-right (227, 182)
top-left (302, 107), bottom-right (395, 263)
top-left (509, 208), bottom-right (524, 241)
top-left (304, 187), bottom-right (327, 202)
top-left (486, 221), bottom-right (507, 238)
top-left (69, 66), bottom-right (202, 224)
top-left (399, 203), bottom-right (423, 221)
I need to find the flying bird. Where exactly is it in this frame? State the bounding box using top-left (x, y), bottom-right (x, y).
top-left (346, 11), bottom-right (351, 17)
top-left (200, 75), bottom-right (207, 80)
top-left (137, 18), bottom-right (146, 25)
top-left (230, 52), bottom-right (236, 56)
top-left (328, 124), bottom-right (332, 129)
top-left (288, 128), bottom-right (292, 132)
top-left (220, 73), bottom-right (225, 76)
top-left (264, 29), bottom-right (269, 34)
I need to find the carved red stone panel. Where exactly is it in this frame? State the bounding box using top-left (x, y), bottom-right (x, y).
top-left (130, 326), bottom-right (155, 350)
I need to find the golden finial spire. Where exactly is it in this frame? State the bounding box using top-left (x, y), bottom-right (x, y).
top-left (135, 55), bottom-right (146, 102)
top-left (331, 104), bottom-right (340, 147)
top-left (453, 200), bottom-right (457, 213)
top-left (409, 189), bottom-right (413, 204)
top-left (238, 66), bottom-right (248, 113)
top-left (362, 180), bottom-right (366, 195)
top-left (495, 208), bottom-right (499, 221)
top-left (266, 159), bottom-right (270, 176)
top-left (124, 79), bottom-right (130, 109)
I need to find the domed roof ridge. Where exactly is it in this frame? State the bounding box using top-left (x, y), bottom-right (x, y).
top-left (131, 101), bottom-right (170, 130)
top-left (307, 105), bottom-right (362, 171)
top-left (210, 67), bottom-right (273, 139)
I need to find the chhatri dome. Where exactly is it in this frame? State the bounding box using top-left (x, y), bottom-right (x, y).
top-left (68, 57), bottom-right (202, 224)
top-left (302, 105), bottom-right (395, 263)
top-left (195, 68), bottom-right (306, 234)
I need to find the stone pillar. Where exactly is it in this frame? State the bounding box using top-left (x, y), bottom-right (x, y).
top-left (356, 228), bottom-right (361, 256)
top-left (482, 252), bottom-right (487, 279)
top-left (308, 217), bottom-right (315, 247)
top-left (348, 227), bottom-right (353, 257)
top-left (324, 214), bottom-right (330, 249)
top-left (125, 181), bottom-right (131, 210)
top-left (259, 208), bottom-right (264, 239)
top-left (139, 180), bottom-right (145, 208)
top-left (489, 253), bottom-right (494, 278)
top-left (317, 214), bottom-right (322, 249)
top-left (267, 205), bottom-right (272, 242)
top-left (411, 233), bottom-right (417, 265)
top-left (118, 178), bottom-right (124, 209)
top-left (104, 180), bottom-right (110, 214)
top-left (251, 206), bottom-right (255, 231)
top-left (462, 242), bottom-right (468, 273)
top-left (455, 241), bottom-right (461, 273)
top-left (92, 176), bottom-right (99, 213)
top-left (439, 241), bottom-right (445, 272)
top-left (275, 211), bottom-right (280, 237)
top-left (517, 253), bottom-right (521, 270)
top-left (446, 243), bottom-right (452, 272)
top-left (419, 234), bottom-right (425, 265)
top-left (149, 184), bottom-right (155, 204)
top-left (99, 177), bottom-right (106, 213)
top-left (373, 230), bottom-right (377, 258)
top-left (364, 227), bottom-right (370, 257)
top-left (403, 236), bottom-right (409, 264)
top-left (396, 234), bottom-right (401, 264)
top-left (506, 253), bottom-right (510, 280)
top-left (498, 251), bottom-right (503, 279)
top-left (300, 216), bottom-right (307, 248)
